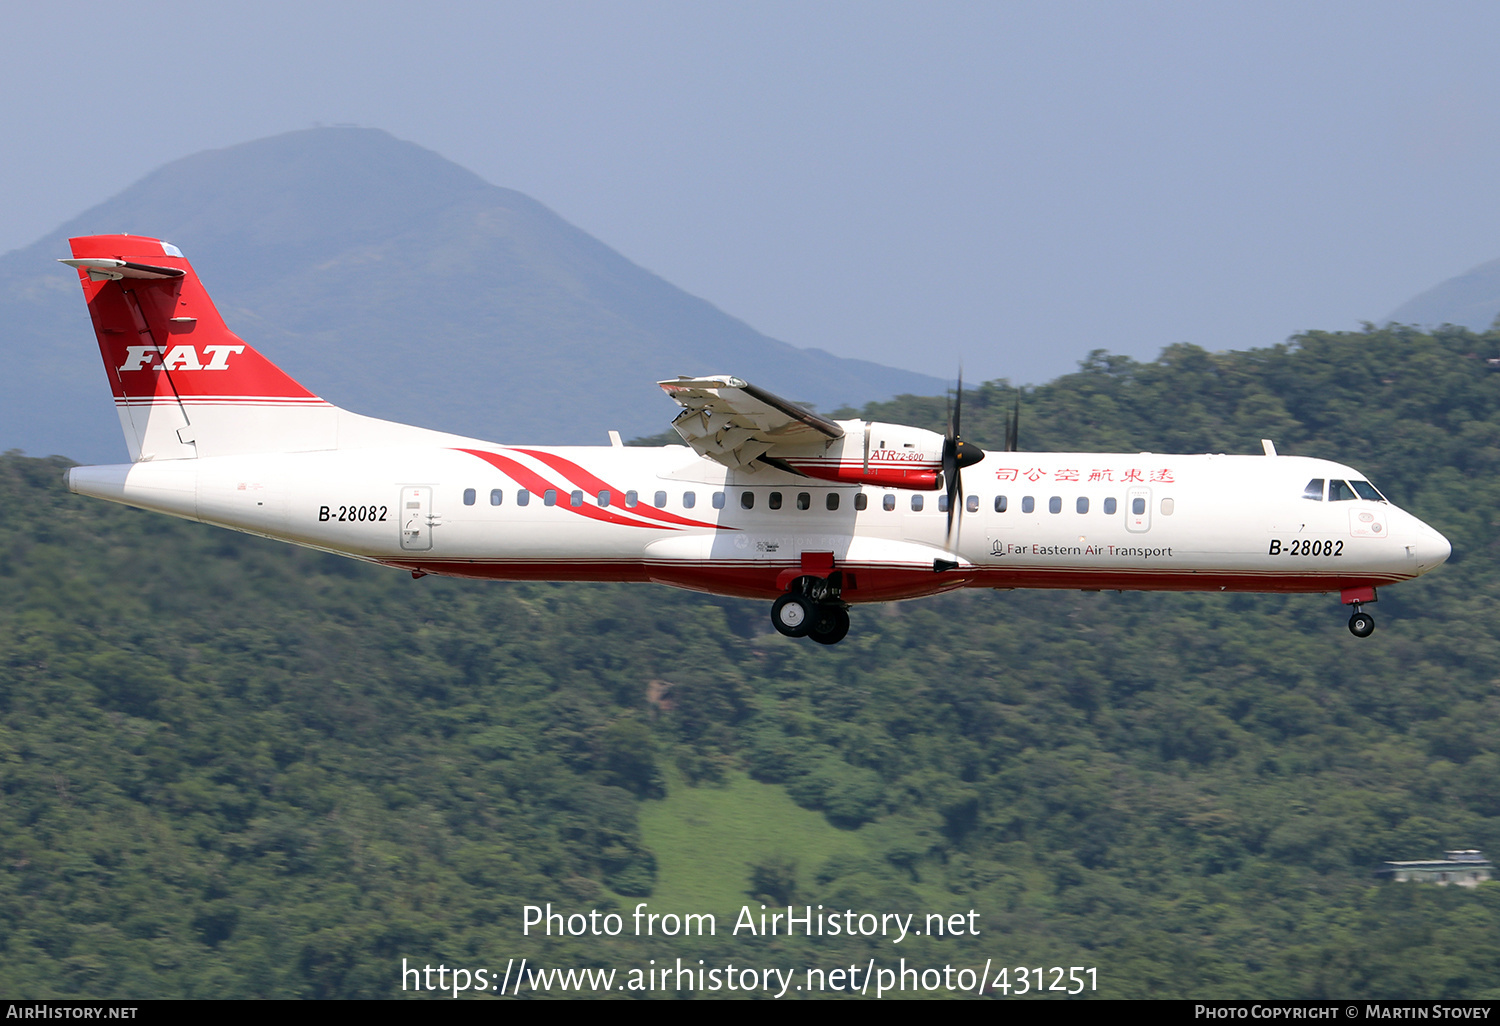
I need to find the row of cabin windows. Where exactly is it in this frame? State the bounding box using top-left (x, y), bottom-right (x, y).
top-left (459, 487), bottom-right (1172, 516)
top-left (997, 495), bottom-right (1118, 515)
top-left (745, 491), bottom-right (860, 511)
top-left (459, 487), bottom-right (722, 509)
top-left (457, 488), bottom-right (859, 510)
top-left (991, 495), bottom-right (1172, 515)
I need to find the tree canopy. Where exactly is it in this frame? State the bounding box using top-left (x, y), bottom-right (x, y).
top-left (2, 324), bottom-right (1498, 998)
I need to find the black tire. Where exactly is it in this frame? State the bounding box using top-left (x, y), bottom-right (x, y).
top-left (809, 606), bottom-right (850, 645)
top-left (771, 593), bottom-right (815, 637)
top-left (1348, 611), bottom-right (1375, 638)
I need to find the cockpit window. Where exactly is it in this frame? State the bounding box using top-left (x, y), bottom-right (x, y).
top-left (1351, 480), bottom-right (1387, 503)
top-left (1302, 479), bottom-right (1324, 501)
top-left (1328, 479), bottom-right (1356, 502)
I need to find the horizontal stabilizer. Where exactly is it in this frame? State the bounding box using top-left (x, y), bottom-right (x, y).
top-left (59, 257), bottom-right (185, 281)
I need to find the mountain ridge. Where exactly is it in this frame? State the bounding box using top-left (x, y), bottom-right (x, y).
top-left (1387, 254), bottom-right (1500, 331)
top-left (0, 128), bottom-right (946, 463)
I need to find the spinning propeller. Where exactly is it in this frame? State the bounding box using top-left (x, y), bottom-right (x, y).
top-left (942, 371), bottom-right (987, 541)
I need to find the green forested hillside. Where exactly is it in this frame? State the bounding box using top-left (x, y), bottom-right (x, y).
top-left (2, 325), bottom-right (1498, 999)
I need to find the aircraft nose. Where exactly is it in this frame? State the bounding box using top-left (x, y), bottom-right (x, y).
top-left (1411, 521), bottom-right (1452, 570)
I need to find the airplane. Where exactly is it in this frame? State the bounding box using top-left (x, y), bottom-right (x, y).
top-left (58, 234), bottom-right (1451, 643)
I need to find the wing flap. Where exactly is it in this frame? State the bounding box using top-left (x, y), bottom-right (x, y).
top-left (659, 375), bottom-right (845, 470)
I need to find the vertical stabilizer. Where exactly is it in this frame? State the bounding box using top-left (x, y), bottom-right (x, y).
top-left (63, 235), bottom-right (337, 460)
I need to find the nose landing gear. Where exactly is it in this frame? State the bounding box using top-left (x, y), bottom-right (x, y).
top-left (771, 572), bottom-right (850, 644)
top-left (1341, 585), bottom-right (1377, 638)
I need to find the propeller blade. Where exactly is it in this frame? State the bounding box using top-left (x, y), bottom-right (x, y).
top-left (944, 370), bottom-right (976, 541)
top-left (953, 369), bottom-right (963, 439)
top-left (1005, 389), bottom-right (1020, 452)
top-left (945, 462), bottom-right (960, 537)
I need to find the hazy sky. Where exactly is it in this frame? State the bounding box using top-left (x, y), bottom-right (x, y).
top-left (6, 2), bottom-right (1500, 386)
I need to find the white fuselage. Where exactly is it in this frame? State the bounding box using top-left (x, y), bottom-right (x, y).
top-left (67, 439), bottom-right (1451, 604)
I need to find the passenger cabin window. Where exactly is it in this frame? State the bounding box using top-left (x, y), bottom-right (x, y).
top-left (796, 492), bottom-right (810, 510)
top-left (1328, 480), bottom-right (1356, 502)
top-left (967, 495), bottom-right (978, 513)
top-left (683, 491), bottom-right (696, 508)
top-left (1160, 498), bottom-right (1174, 515)
top-left (654, 490), bottom-right (668, 508)
top-left (1104, 497), bottom-right (1117, 515)
top-left (1076, 497), bottom-right (1089, 514)
top-left (1132, 497), bottom-right (1146, 515)
top-left (517, 489), bottom-right (530, 506)
top-left (463, 488), bottom-right (476, 506)
top-left (911, 495), bottom-right (924, 511)
top-left (741, 491), bottom-right (755, 509)
top-left (570, 489), bottom-right (583, 507)
top-left (625, 490), bottom-right (638, 507)
top-left (1303, 479), bottom-right (1325, 501)
top-left (769, 491), bottom-right (783, 510)
top-left (1022, 496), bottom-right (1035, 514)
top-left (597, 489), bottom-right (610, 507)
top-left (995, 495), bottom-right (1008, 513)
top-left (938, 494), bottom-right (950, 512)
top-left (712, 491), bottom-right (725, 509)
top-left (490, 488), bottom-right (503, 506)
top-left (544, 489), bottom-right (558, 506)
top-left (827, 493), bottom-right (840, 511)
top-left (854, 493), bottom-right (867, 511)
top-left (882, 494), bottom-right (896, 511)
top-left (1048, 496), bottom-right (1062, 514)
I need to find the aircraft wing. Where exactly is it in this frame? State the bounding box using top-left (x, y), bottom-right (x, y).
top-left (658, 375), bottom-right (845, 470)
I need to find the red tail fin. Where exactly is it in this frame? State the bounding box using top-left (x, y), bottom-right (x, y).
top-left (64, 235), bottom-right (333, 460)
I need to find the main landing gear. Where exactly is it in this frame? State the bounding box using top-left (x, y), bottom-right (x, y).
top-left (1342, 586), bottom-right (1377, 638)
top-left (771, 573), bottom-right (850, 645)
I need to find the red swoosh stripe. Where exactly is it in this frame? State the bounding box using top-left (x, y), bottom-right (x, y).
top-left (510, 448), bottom-right (724, 529)
top-left (455, 449), bottom-right (675, 531)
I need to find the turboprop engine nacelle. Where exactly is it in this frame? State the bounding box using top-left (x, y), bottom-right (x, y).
top-left (782, 421), bottom-right (951, 490)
